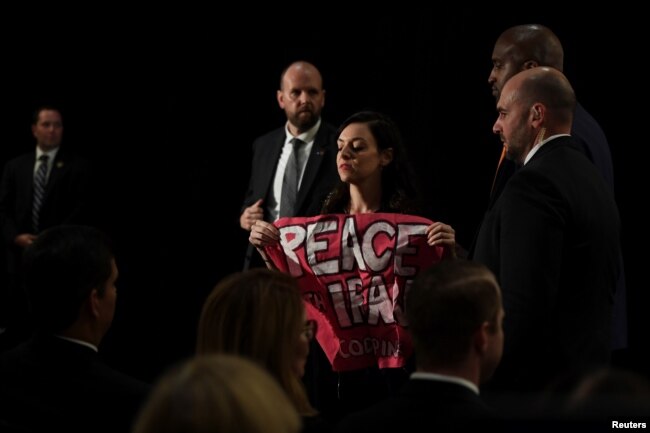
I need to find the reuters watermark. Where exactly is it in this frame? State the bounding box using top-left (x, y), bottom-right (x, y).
top-left (612, 421), bottom-right (646, 429)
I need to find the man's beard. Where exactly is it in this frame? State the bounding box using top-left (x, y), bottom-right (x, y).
top-left (505, 122), bottom-right (532, 165)
top-left (290, 109), bottom-right (319, 132)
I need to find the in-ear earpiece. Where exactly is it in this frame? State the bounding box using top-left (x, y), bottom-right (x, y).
top-left (532, 107), bottom-right (540, 120)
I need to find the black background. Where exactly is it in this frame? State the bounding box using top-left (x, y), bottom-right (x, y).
top-left (2, 7), bottom-right (646, 382)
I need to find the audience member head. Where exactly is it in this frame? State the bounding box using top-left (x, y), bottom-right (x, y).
top-left (323, 111), bottom-right (420, 214)
top-left (489, 24), bottom-right (564, 100)
top-left (277, 61), bottom-right (325, 135)
top-left (23, 225), bottom-right (116, 345)
top-left (406, 260), bottom-right (504, 385)
top-left (133, 355), bottom-right (301, 433)
top-left (493, 67), bottom-right (576, 165)
top-left (564, 368), bottom-right (650, 420)
top-left (196, 269), bottom-right (314, 415)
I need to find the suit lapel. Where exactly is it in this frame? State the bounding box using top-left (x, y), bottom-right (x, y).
top-left (295, 127), bottom-right (328, 212)
top-left (487, 158), bottom-right (516, 210)
top-left (526, 136), bottom-right (569, 165)
top-left (44, 150), bottom-right (66, 196)
top-left (488, 137), bottom-right (571, 209)
top-left (20, 152), bottom-right (36, 200)
top-left (259, 131), bottom-right (286, 200)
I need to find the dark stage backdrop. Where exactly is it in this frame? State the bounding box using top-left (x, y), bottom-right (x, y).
top-left (1, 8), bottom-right (645, 382)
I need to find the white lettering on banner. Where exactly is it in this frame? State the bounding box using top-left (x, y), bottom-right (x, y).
top-left (348, 278), bottom-right (365, 324)
top-left (367, 275), bottom-right (394, 325)
top-left (339, 337), bottom-right (401, 358)
top-left (325, 276), bottom-right (413, 328)
top-left (392, 279), bottom-right (410, 326)
top-left (363, 221), bottom-right (395, 272)
top-left (278, 217), bottom-right (429, 276)
top-left (279, 225), bottom-right (307, 277)
top-left (341, 217), bottom-right (366, 271)
top-left (327, 282), bottom-right (351, 327)
top-left (395, 224), bottom-right (427, 276)
top-left (307, 220), bottom-right (339, 275)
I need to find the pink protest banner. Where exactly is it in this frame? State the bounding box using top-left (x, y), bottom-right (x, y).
top-left (264, 213), bottom-right (444, 372)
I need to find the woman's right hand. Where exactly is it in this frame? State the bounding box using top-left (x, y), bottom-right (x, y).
top-left (425, 221), bottom-right (456, 259)
top-left (249, 220), bottom-right (280, 248)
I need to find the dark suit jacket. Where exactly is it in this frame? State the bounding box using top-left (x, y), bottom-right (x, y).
top-left (474, 136), bottom-right (620, 392)
top-left (0, 334), bottom-right (150, 433)
top-left (485, 103), bottom-right (627, 350)
top-left (0, 148), bottom-right (92, 271)
top-left (573, 104), bottom-right (627, 350)
top-left (335, 378), bottom-right (495, 433)
top-left (242, 122), bottom-right (339, 269)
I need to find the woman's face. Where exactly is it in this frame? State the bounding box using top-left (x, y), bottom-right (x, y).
top-left (337, 122), bottom-right (392, 186)
top-left (292, 309), bottom-right (312, 378)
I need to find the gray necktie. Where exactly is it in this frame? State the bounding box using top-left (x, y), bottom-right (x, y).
top-left (32, 154), bottom-right (49, 232)
top-left (280, 138), bottom-right (305, 218)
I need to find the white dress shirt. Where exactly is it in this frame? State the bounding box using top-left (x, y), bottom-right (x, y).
top-left (268, 119), bottom-right (320, 222)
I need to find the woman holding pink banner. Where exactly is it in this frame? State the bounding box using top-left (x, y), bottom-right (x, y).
top-left (250, 111), bottom-right (457, 420)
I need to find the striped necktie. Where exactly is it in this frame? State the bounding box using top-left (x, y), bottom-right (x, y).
top-left (32, 154), bottom-right (49, 233)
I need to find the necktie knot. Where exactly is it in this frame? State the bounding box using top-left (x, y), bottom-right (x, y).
top-left (39, 154), bottom-right (49, 163)
top-left (291, 137), bottom-right (305, 150)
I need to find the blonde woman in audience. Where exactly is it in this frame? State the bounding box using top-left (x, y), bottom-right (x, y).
top-left (133, 355), bottom-right (301, 433)
top-left (197, 269), bottom-right (326, 432)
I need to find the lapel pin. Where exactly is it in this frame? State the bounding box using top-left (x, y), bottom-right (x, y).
top-left (56, 161), bottom-right (64, 168)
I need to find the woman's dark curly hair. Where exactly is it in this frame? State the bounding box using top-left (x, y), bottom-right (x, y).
top-left (322, 111), bottom-right (421, 214)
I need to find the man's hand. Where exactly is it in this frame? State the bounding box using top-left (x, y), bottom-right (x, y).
top-left (240, 199), bottom-right (264, 231)
top-left (14, 233), bottom-right (37, 248)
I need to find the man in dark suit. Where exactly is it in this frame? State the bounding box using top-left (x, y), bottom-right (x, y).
top-left (0, 106), bottom-right (92, 346)
top-left (0, 225), bottom-right (150, 433)
top-left (335, 260), bottom-right (503, 432)
top-left (474, 68), bottom-right (620, 393)
top-left (238, 60), bottom-right (340, 419)
top-left (240, 60), bottom-right (338, 270)
top-left (486, 24), bottom-right (627, 350)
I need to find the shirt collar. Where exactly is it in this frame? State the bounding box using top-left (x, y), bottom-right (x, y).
top-left (55, 335), bottom-right (99, 352)
top-left (524, 133), bottom-right (570, 165)
top-left (284, 118), bottom-right (321, 144)
top-left (36, 146), bottom-right (60, 162)
top-left (410, 371), bottom-right (479, 395)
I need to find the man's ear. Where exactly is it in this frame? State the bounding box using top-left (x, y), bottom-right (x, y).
top-left (89, 288), bottom-right (101, 318)
top-left (276, 90), bottom-right (285, 109)
top-left (531, 103), bottom-right (545, 124)
top-left (523, 60), bottom-right (539, 70)
top-left (473, 322), bottom-right (490, 355)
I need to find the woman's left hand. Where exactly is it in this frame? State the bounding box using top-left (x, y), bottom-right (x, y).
top-left (425, 222), bottom-right (456, 259)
